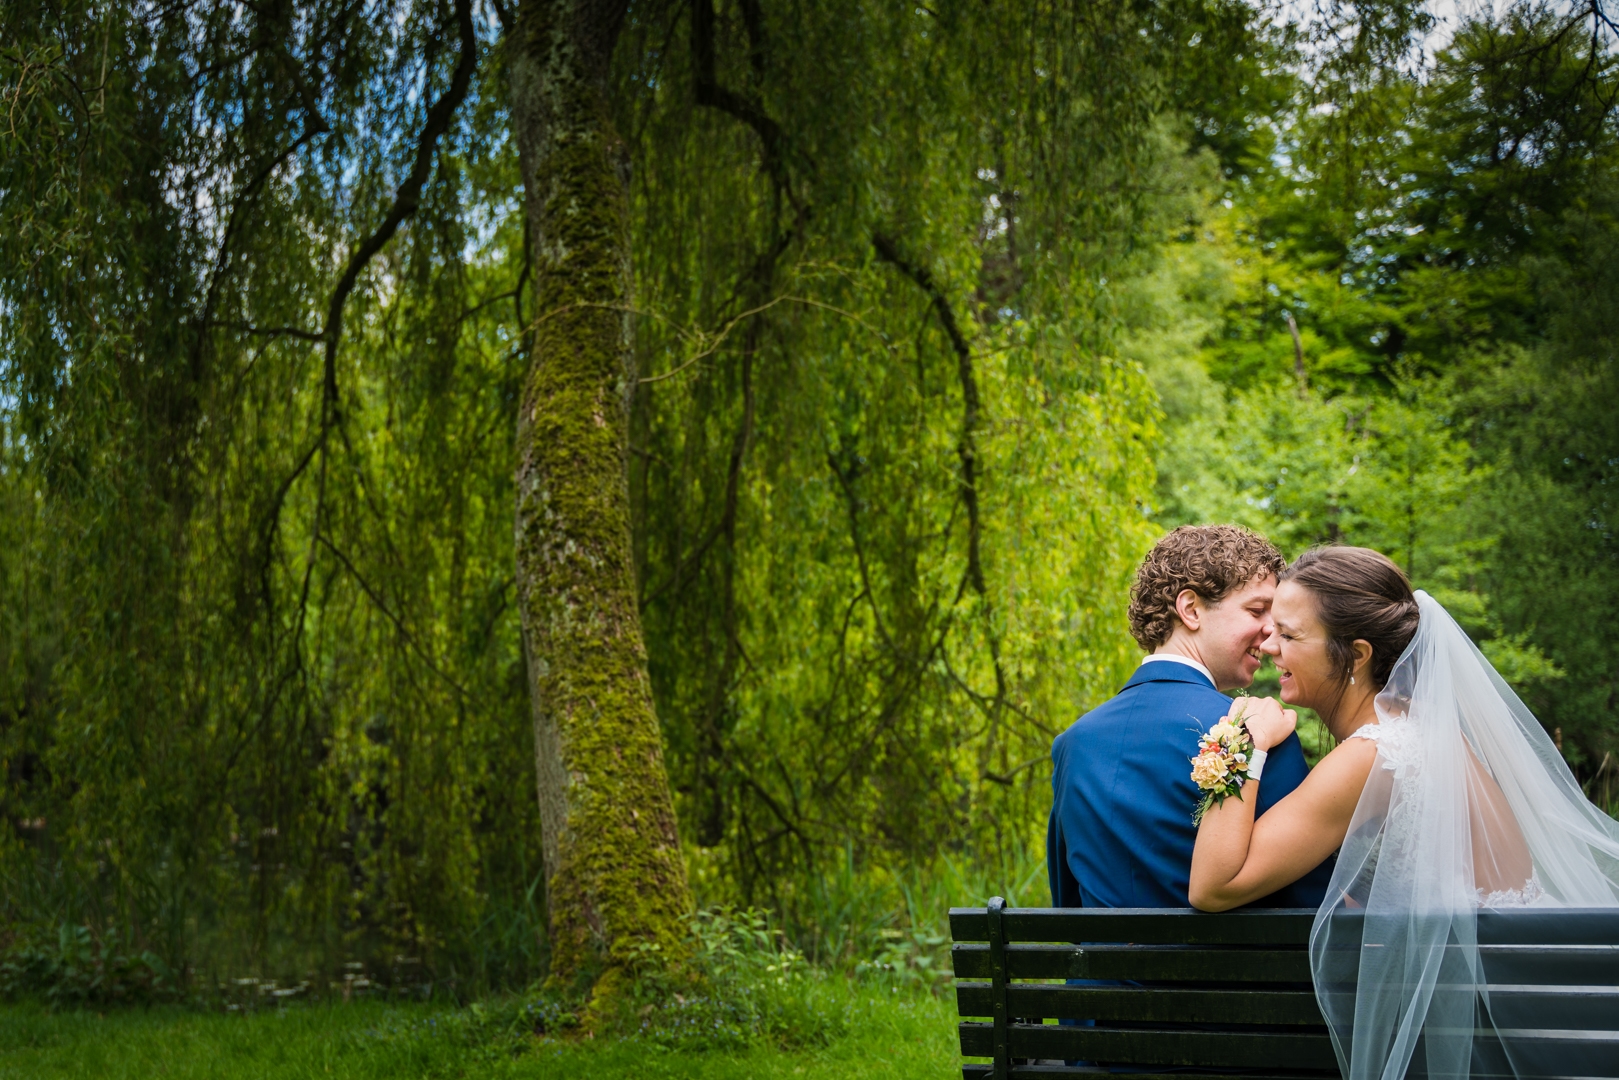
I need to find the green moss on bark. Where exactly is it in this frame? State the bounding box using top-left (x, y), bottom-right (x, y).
top-left (508, 0), bottom-right (693, 1013)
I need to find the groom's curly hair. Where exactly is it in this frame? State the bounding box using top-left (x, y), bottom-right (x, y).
top-left (1128, 525), bottom-right (1285, 650)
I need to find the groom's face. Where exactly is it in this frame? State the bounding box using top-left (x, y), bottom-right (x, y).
top-left (1196, 573), bottom-right (1276, 690)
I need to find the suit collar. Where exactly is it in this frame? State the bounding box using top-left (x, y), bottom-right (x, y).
top-left (1122, 660), bottom-right (1217, 692)
top-left (1140, 652), bottom-right (1216, 685)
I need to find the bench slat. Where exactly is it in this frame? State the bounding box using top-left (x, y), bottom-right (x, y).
top-left (962, 1068), bottom-right (1603, 1080)
top-left (1316, 909), bottom-right (1619, 946)
top-left (1483, 985), bottom-right (1619, 1029)
top-left (951, 907), bottom-right (1619, 947)
top-left (1475, 909), bottom-right (1619, 945)
top-left (952, 943), bottom-right (1313, 982)
top-left (1313, 985), bottom-right (1619, 1031)
top-left (1466, 1028), bottom-right (1619, 1077)
top-left (1478, 944), bottom-right (1619, 983)
top-left (959, 1022), bottom-right (1338, 1068)
top-left (950, 908), bottom-right (1316, 946)
top-left (957, 981), bottom-right (1619, 1029)
top-left (958, 1022), bottom-right (1619, 1078)
top-left (951, 942), bottom-right (1619, 983)
top-left (957, 983), bottom-right (1325, 1025)
top-left (961, 1068), bottom-right (1335, 1080)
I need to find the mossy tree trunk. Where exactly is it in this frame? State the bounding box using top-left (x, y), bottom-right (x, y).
top-left (506, 0), bottom-right (693, 1002)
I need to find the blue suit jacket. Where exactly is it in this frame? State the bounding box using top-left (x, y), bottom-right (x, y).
top-left (1047, 662), bottom-right (1333, 909)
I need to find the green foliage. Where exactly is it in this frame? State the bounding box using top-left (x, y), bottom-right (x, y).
top-left (0, 924), bottom-right (173, 1005)
top-left (1140, 2), bottom-right (1619, 778)
top-left (0, 0), bottom-right (541, 988)
top-left (3, 0), bottom-right (1613, 997)
top-left (727, 841), bottom-right (1041, 1005)
top-left (624, 908), bottom-right (845, 1051)
top-left (623, 0), bottom-right (1260, 918)
top-left (3, 0), bottom-right (1257, 979)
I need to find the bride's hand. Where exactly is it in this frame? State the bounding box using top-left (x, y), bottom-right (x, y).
top-left (1229, 696), bottom-right (1296, 752)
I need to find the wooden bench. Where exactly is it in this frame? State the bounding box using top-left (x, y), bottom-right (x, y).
top-left (949, 898), bottom-right (1619, 1079)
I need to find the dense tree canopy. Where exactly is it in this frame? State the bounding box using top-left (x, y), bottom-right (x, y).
top-left (1154, 3), bottom-right (1619, 774)
top-left (1, 0), bottom-right (1615, 994)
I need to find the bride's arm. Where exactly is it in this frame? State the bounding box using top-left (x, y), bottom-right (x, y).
top-left (1466, 751), bottom-right (1534, 896)
top-left (1189, 709), bottom-right (1378, 912)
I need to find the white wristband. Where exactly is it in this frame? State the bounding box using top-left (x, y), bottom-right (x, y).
top-left (1247, 748), bottom-right (1268, 782)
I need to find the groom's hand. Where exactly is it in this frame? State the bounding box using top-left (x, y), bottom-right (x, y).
top-left (1229, 696), bottom-right (1296, 752)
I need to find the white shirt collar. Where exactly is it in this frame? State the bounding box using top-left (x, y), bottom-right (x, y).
top-left (1139, 652), bottom-right (1216, 688)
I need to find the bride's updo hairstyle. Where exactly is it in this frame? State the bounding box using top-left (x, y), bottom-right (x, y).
top-left (1280, 546), bottom-right (1420, 691)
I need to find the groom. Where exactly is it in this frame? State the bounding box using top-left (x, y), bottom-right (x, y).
top-left (1048, 524), bottom-right (1332, 909)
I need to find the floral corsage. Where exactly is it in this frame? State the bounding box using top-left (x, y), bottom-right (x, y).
top-left (1190, 701), bottom-right (1261, 825)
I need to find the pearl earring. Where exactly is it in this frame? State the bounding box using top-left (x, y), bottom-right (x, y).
top-left (1350, 676), bottom-right (1356, 685)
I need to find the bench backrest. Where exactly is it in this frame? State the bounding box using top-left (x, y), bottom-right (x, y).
top-left (948, 899), bottom-right (1619, 1080)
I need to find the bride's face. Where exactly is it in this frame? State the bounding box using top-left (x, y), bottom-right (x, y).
top-left (1263, 581), bottom-right (1337, 710)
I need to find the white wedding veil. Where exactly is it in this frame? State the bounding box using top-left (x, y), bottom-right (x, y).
top-left (1308, 590), bottom-right (1619, 1080)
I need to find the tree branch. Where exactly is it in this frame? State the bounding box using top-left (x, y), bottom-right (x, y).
top-left (193, 124), bottom-right (326, 382)
top-left (872, 233), bottom-right (985, 596)
top-left (218, 321), bottom-right (325, 342)
top-left (691, 0), bottom-right (796, 204)
top-left (320, 0), bottom-right (477, 412)
top-left (317, 533), bottom-right (470, 699)
top-left (873, 232), bottom-right (1014, 777)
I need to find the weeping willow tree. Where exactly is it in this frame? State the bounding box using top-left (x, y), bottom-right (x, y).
top-left (0, 0), bottom-right (1428, 997)
top-left (625, 0), bottom-right (1199, 905)
top-left (511, 0), bottom-right (1263, 989)
top-left (0, 0), bottom-right (541, 987)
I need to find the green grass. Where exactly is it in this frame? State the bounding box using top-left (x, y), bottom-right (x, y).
top-left (0, 986), bottom-right (959, 1080)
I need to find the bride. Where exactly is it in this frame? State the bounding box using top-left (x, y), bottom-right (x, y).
top-left (1188, 545), bottom-right (1619, 1080)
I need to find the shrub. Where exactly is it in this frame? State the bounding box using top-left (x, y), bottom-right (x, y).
top-left (626, 908), bottom-right (848, 1052)
top-left (0, 924), bottom-right (174, 1004)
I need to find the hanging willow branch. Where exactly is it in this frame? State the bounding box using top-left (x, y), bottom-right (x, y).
top-left (871, 232), bottom-right (986, 598)
top-left (691, 0), bottom-right (795, 204)
top-left (259, 0), bottom-right (479, 696)
top-left (870, 231), bottom-right (1012, 776)
top-left (320, 0), bottom-right (478, 412)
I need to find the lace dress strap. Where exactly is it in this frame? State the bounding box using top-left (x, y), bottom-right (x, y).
top-left (1343, 724), bottom-right (1382, 743)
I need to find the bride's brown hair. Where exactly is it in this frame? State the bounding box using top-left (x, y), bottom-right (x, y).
top-left (1281, 546), bottom-right (1420, 691)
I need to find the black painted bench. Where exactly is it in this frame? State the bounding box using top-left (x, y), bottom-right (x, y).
top-left (949, 898), bottom-right (1619, 1079)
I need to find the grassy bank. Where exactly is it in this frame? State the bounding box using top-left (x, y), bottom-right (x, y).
top-left (0, 985), bottom-right (958, 1080)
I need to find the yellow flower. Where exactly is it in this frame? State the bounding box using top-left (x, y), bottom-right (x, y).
top-left (1191, 751), bottom-right (1231, 790)
top-left (1207, 721), bottom-right (1240, 744)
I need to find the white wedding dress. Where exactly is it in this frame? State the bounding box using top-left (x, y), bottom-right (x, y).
top-left (1308, 591), bottom-right (1619, 1080)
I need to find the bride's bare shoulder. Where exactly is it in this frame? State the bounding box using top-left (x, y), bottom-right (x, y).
top-left (1322, 731), bottom-right (1380, 764)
